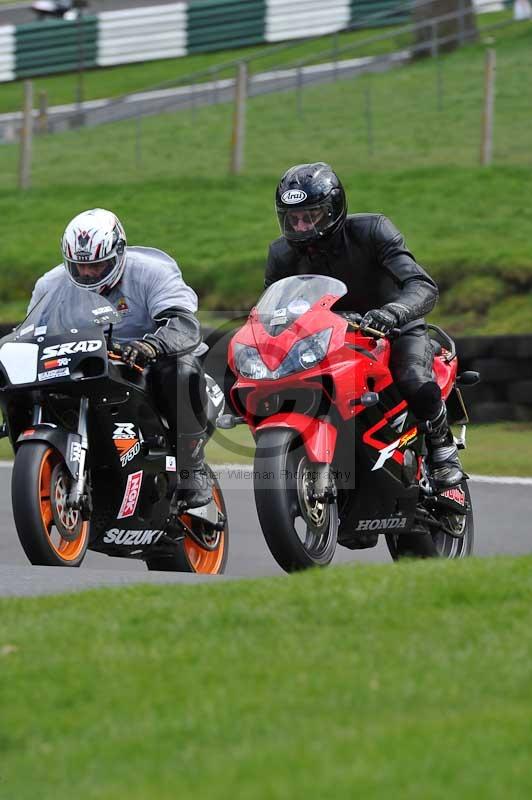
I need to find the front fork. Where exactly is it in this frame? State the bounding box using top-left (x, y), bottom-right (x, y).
top-left (68, 396), bottom-right (89, 512)
top-left (310, 463), bottom-right (337, 504)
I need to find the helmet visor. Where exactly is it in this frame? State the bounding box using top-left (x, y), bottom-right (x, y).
top-left (278, 206), bottom-right (331, 242)
top-left (65, 255), bottom-right (118, 288)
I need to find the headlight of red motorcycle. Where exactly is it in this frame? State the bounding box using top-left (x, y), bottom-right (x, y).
top-left (234, 329), bottom-right (332, 380)
top-left (233, 344), bottom-right (269, 380)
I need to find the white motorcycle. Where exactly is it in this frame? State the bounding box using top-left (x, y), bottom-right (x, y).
top-left (32, 0), bottom-right (87, 21)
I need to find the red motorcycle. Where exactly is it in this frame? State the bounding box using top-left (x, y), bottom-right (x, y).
top-left (222, 274), bottom-right (477, 572)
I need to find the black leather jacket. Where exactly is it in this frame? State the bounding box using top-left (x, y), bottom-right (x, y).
top-left (265, 214), bottom-right (438, 327)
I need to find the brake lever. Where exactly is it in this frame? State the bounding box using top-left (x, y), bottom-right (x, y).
top-left (107, 343), bottom-right (145, 374)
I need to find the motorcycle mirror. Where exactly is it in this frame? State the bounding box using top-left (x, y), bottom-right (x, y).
top-left (456, 371), bottom-right (480, 386)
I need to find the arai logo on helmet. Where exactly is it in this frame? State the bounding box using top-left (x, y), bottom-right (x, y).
top-left (281, 190), bottom-right (308, 205)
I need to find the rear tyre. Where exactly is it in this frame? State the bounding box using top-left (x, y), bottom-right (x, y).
top-left (146, 466), bottom-right (228, 574)
top-left (253, 429), bottom-right (338, 573)
top-left (385, 481), bottom-right (474, 560)
top-left (12, 443), bottom-right (89, 567)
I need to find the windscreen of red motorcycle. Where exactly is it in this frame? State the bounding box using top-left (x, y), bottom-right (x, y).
top-left (255, 274), bottom-right (347, 337)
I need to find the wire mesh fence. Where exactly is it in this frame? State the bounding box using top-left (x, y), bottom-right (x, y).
top-left (1, 10), bottom-right (531, 191)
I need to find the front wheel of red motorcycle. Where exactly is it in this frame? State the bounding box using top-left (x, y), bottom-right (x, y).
top-left (254, 429), bottom-right (338, 573)
top-left (385, 480), bottom-right (474, 560)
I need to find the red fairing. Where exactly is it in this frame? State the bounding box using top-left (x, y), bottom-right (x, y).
top-left (229, 321), bottom-right (393, 430)
top-left (433, 352), bottom-right (458, 400)
top-left (228, 278), bottom-right (461, 467)
top-left (233, 294), bottom-right (346, 372)
top-left (255, 413), bottom-right (337, 464)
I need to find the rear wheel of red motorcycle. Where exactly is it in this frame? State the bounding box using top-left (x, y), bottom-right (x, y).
top-left (12, 442), bottom-right (89, 567)
top-left (385, 481), bottom-right (474, 560)
top-left (145, 466), bottom-right (229, 574)
top-left (254, 429), bottom-right (338, 572)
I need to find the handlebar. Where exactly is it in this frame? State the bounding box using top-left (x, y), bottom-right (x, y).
top-left (342, 315), bottom-right (456, 360)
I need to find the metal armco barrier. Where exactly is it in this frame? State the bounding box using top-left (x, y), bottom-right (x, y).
top-left (98, 3), bottom-right (187, 67)
top-left (351, 1), bottom-right (408, 25)
top-left (266, 0), bottom-right (351, 42)
top-left (0, 25), bottom-right (14, 82)
top-left (15, 17), bottom-right (98, 78)
top-left (188, 0), bottom-right (266, 53)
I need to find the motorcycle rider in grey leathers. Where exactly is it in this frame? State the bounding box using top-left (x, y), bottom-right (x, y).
top-left (29, 208), bottom-right (211, 508)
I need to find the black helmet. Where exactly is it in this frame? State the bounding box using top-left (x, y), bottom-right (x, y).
top-left (275, 162), bottom-right (347, 245)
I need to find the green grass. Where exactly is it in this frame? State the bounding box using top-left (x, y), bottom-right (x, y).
top-left (1, 555), bottom-right (532, 799)
top-left (1, 422), bottom-right (528, 475)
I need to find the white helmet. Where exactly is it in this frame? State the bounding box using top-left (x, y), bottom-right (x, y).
top-left (61, 208), bottom-right (127, 293)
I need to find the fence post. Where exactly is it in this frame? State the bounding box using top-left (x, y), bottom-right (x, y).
top-left (230, 61), bottom-right (248, 176)
top-left (19, 80), bottom-right (33, 191)
top-left (480, 48), bottom-right (496, 166)
top-left (364, 79), bottom-right (373, 157)
top-left (430, 20), bottom-right (438, 59)
top-left (76, 9), bottom-right (85, 110)
top-left (37, 89), bottom-right (48, 134)
top-left (296, 66), bottom-right (304, 117)
top-left (135, 114), bottom-right (142, 170)
top-left (433, 16), bottom-right (443, 114)
top-left (211, 66), bottom-right (219, 105)
top-left (458, 0), bottom-right (465, 45)
top-left (436, 56), bottom-right (444, 112)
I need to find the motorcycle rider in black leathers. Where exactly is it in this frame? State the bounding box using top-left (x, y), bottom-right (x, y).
top-left (266, 163), bottom-right (464, 490)
top-left (29, 208), bottom-right (211, 508)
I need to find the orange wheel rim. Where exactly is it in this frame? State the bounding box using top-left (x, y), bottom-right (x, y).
top-left (38, 448), bottom-right (89, 562)
top-left (182, 484), bottom-right (226, 574)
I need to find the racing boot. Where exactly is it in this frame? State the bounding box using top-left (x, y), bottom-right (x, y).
top-left (175, 434), bottom-right (212, 509)
top-left (425, 403), bottom-right (465, 490)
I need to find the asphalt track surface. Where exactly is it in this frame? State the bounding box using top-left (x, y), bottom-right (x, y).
top-left (0, 463), bottom-right (530, 596)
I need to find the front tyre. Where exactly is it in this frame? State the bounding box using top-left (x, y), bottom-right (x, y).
top-left (146, 466), bottom-right (229, 574)
top-left (253, 429), bottom-right (338, 573)
top-left (385, 481), bottom-right (474, 560)
top-left (12, 443), bottom-right (89, 567)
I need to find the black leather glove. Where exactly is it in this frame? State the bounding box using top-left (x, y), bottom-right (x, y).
top-left (342, 312), bottom-right (362, 326)
top-left (360, 308), bottom-right (398, 336)
top-left (360, 303), bottom-right (410, 335)
top-left (122, 339), bottom-right (159, 369)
